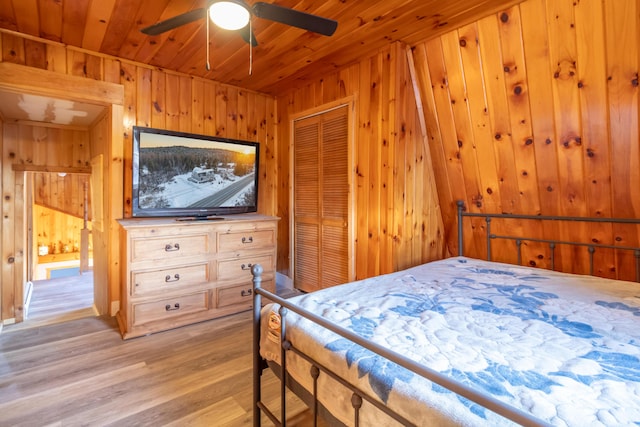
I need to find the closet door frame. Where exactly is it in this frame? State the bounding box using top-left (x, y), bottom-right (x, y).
top-left (289, 97), bottom-right (356, 290)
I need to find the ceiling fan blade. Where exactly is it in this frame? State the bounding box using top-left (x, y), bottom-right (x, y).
top-left (239, 26), bottom-right (259, 46)
top-left (141, 8), bottom-right (206, 36)
top-left (252, 2), bottom-right (337, 36)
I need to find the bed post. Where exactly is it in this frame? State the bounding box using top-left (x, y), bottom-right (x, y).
top-left (457, 200), bottom-right (465, 256)
top-left (252, 264), bottom-right (264, 427)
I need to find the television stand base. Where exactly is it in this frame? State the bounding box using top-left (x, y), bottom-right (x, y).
top-left (175, 216), bottom-right (225, 222)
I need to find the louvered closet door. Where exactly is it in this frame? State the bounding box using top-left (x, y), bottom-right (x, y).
top-left (293, 106), bottom-right (349, 292)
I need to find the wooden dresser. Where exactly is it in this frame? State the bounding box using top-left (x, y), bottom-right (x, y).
top-left (117, 214), bottom-right (278, 339)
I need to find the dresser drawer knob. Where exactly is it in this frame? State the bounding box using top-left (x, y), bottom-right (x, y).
top-left (241, 263), bottom-right (253, 271)
top-left (241, 236), bottom-right (253, 244)
top-left (165, 273), bottom-right (180, 282)
top-left (241, 289), bottom-right (253, 297)
top-left (165, 303), bottom-right (181, 311)
top-left (164, 243), bottom-right (180, 252)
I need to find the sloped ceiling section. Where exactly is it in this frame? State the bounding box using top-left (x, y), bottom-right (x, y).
top-left (0, 0), bottom-right (523, 94)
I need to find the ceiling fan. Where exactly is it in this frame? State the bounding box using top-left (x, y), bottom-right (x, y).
top-left (141, 0), bottom-right (338, 47)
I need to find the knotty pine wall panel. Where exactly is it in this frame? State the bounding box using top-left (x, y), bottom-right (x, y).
top-left (276, 42), bottom-right (445, 282)
top-left (9, 124), bottom-right (91, 169)
top-left (0, 115), bottom-right (9, 323)
top-left (32, 172), bottom-right (91, 221)
top-left (0, 30), bottom-right (277, 218)
top-left (0, 30), bottom-right (277, 322)
top-left (605, 0), bottom-right (640, 281)
top-left (33, 204), bottom-right (90, 257)
top-left (412, 0), bottom-right (640, 281)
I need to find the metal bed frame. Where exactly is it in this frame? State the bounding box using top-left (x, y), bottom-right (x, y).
top-left (456, 200), bottom-right (640, 282)
top-left (252, 202), bottom-right (640, 427)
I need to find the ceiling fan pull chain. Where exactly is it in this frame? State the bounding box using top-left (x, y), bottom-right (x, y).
top-left (249, 19), bottom-right (253, 75)
top-left (206, 14), bottom-right (211, 71)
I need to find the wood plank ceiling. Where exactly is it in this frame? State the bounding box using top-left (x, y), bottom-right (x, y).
top-left (0, 0), bottom-right (523, 95)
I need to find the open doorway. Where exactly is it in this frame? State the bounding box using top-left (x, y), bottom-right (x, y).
top-left (23, 171), bottom-right (95, 327)
top-left (0, 62), bottom-right (125, 328)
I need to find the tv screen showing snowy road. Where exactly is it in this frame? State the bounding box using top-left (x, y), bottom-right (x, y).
top-left (131, 127), bottom-right (259, 218)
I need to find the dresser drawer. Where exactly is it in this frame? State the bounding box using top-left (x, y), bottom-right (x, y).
top-left (131, 233), bottom-right (210, 263)
top-left (217, 283), bottom-right (254, 309)
top-left (132, 292), bottom-right (208, 326)
top-left (131, 263), bottom-right (209, 296)
top-left (217, 254), bottom-right (273, 282)
top-left (218, 229), bottom-right (275, 253)
top-left (217, 278), bottom-right (275, 309)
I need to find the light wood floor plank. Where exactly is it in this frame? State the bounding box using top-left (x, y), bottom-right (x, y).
top-left (0, 310), bottom-right (318, 426)
top-left (0, 273), bottom-right (320, 426)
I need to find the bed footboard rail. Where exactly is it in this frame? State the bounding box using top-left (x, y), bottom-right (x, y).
top-left (457, 200), bottom-right (640, 282)
top-left (251, 264), bottom-right (550, 427)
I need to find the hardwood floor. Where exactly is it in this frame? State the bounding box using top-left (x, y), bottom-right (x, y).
top-left (19, 271), bottom-right (96, 330)
top-left (0, 311), bottom-right (314, 426)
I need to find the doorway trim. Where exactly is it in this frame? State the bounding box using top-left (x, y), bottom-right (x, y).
top-left (0, 62), bottom-right (124, 325)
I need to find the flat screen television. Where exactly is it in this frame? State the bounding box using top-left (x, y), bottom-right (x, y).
top-left (131, 126), bottom-right (259, 219)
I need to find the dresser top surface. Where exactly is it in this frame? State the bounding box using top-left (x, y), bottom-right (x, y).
top-left (118, 213), bottom-right (279, 229)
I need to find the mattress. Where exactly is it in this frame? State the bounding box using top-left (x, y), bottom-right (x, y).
top-left (260, 257), bottom-right (640, 426)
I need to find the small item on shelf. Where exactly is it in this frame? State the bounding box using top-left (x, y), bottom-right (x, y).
top-left (38, 244), bottom-right (49, 256)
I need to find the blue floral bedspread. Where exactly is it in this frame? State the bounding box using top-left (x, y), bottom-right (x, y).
top-left (261, 257), bottom-right (640, 426)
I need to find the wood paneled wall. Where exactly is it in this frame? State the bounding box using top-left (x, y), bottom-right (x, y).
top-left (0, 29), bottom-right (277, 215)
top-left (276, 42), bottom-right (445, 281)
top-left (33, 204), bottom-right (90, 256)
top-left (116, 59), bottom-right (278, 218)
top-left (3, 0), bottom-right (637, 322)
top-left (0, 115), bottom-right (5, 326)
top-left (0, 30), bottom-right (277, 322)
top-left (32, 172), bottom-right (92, 220)
top-left (412, 0), bottom-right (640, 281)
top-left (7, 125), bottom-right (91, 169)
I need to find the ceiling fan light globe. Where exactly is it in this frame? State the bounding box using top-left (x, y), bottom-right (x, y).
top-left (209, 1), bottom-right (250, 30)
